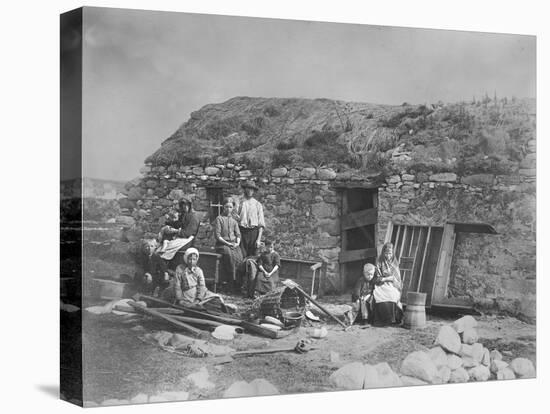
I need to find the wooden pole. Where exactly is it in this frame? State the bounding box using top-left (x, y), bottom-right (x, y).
top-left (128, 302), bottom-right (205, 338)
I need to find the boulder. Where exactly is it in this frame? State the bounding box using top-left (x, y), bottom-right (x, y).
top-left (223, 381), bottom-right (255, 398)
top-left (329, 362), bottom-right (365, 390)
top-left (449, 367), bottom-right (470, 383)
top-left (399, 375), bottom-right (428, 386)
top-left (468, 365), bottom-right (491, 382)
top-left (400, 351), bottom-right (439, 383)
top-left (372, 362), bottom-right (402, 388)
top-left (437, 366), bottom-right (452, 384)
top-left (461, 328), bottom-right (479, 345)
top-left (362, 364), bottom-right (379, 389)
top-left (481, 348), bottom-right (491, 367)
top-left (462, 357), bottom-right (479, 369)
top-left (428, 346), bottom-right (448, 368)
top-left (490, 360), bottom-right (509, 374)
top-left (187, 367), bottom-right (215, 389)
top-left (509, 358), bottom-right (536, 378)
top-left (459, 343), bottom-right (473, 358)
top-left (447, 354), bottom-right (463, 370)
top-left (452, 315), bottom-right (477, 333)
top-left (471, 343), bottom-right (485, 364)
top-left (497, 368), bottom-right (516, 380)
top-left (129, 393), bottom-right (148, 404)
top-left (435, 325), bottom-right (461, 354)
top-left (249, 379), bottom-right (280, 396)
top-left (490, 349), bottom-right (503, 362)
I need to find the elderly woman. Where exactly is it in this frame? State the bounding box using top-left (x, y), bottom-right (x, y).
top-left (158, 197), bottom-right (200, 261)
top-left (214, 197), bottom-right (244, 291)
top-left (371, 243), bottom-right (403, 326)
top-left (162, 248), bottom-right (223, 308)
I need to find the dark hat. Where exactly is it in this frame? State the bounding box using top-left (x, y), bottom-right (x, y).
top-left (178, 196), bottom-right (193, 207)
top-left (241, 180), bottom-right (259, 190)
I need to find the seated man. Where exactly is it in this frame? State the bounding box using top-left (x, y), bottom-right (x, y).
top-left (350, 263), bottom-right (377, 325)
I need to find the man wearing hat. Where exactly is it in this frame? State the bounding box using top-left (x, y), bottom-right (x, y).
top-left (235, 180), bottom-right (265, 258)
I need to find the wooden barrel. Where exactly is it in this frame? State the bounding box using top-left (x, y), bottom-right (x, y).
top-left (403, 292), bottom-right (427, 328)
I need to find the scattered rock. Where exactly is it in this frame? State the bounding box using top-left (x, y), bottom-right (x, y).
top-left (509, 358), bottom-right (536, 378)
top-left (129, 393), bottom-right (148, 404)
top-left (223, 381), bottom-right (254, 398)
top-left (437, 366), bottom-right (452, 384)
top-left (435, 325), bottom-right (461, 354)
top-left (497, 368), bottom-right (516, 380)
top-left (362, 364), bottom-right (379, 389)
top-left (447, 354), bottom-right (463, 370)
top-left (449, 367), bottom-right (470, 383)
top-left (330, 362), bottom-right (365, 390)
top-left (462, 328), bottom-right (479, 345)
top-left (468, 365), bottom-right (490, 382)
top-left (490, 360), bottom-right (509, 374)
top-left (372, 362), bottom-right (402, 388)
top-left (481, 348), bottom-right (490, 367)
top-left (428, 346), bottom-right (448, 367)
top-left (400, 351), bottom-right (439, 384)
top-left (187, 367), bottom-right (215, 389)
top-left (249, 379), bottom-right (280, 396)
top-left (399, 375), bottom-right (428, 386)
top-left (452, 315), bottom-right (477, 333)
top-left (462, 357), bottom-right (478, 369)
top-left (490, 349), bottom-right (503, 362)
top-left (471, 343), bottom-right (485, 364)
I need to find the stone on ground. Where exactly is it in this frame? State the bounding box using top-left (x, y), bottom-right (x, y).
top-left (435, 325), bottom-right (461, 354)
top-left (481, 348), bottom-right (491, 367)
top-left (509, 358), bottom-right (536, 378)
top-left (372, 362), bottom-right (402, 388)
top-left (400, 351), bottom-right (439, 383)
top-left (462, 357), bottom-right (478, 369)
top-left (497, 368), bottom-right (516, 380)
top-left (223, 381), bottom-right (255, 398)
top-left (129, 393), bottom-right (148, 404)
top-left (490, 349), bottom-right (503, 362)
top-left (428, 346), bottom-right (448, 367)
top-left (468, 365), bottom-right (491, 382)
top-left (449, 367), bottom-right (470, 383)
top-left (250, 379), bottom-right (280, 396)
top-left (399, 375), bottom-right (428, 386)
top-left (447, 354), bottom-right (463, 370)
top-left (453, 315), bottom-right (478, 333)
top-left (329, 362), bottom-right (365, 390)
top-left (436, 366), bottom-right (452, 384)
top-left (490, 360), bottom-right (509, 374)
top-left (362, 364), bottom-right (379, 389)
top-left (187, 367), bottom-right (215, 389)
top-left (471, 343), bottom-right (485, 364)
top-left (461, 328), bottom-right (479, 345)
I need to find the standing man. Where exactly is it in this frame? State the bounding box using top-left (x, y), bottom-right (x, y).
top-left (235, 180), bottom-right (265, 258)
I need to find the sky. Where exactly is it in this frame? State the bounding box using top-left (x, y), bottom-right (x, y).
top-left (80, 7), bottom-right (536, 181)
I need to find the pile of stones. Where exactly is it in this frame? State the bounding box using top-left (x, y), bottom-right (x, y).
top-left (329, 315), bottom-right (535, 390)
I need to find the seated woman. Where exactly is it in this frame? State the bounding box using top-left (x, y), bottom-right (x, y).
top-left (371, 243), bottom-right (403, 326)
top-left (213, 197), bottom-right (244, 292)
top-left (158, 197), bottom-right (200, 262)
top-left (350, 263), bottom-right (376, 325)
top-left (162, 248), bottom-right (224, 310)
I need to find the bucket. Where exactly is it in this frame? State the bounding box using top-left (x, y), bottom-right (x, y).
top-left (403, 292), bottom-right (427, 329)
top-left (283, 311), bottom-right (304, 328)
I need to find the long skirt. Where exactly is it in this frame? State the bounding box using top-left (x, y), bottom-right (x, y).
top-left (371, 301), bottom-right (403, 327)
top-left (216, 245), bottom-right (244, 285)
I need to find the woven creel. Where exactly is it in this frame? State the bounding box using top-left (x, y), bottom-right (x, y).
top-left (258, 286), bottom-right (306, 320)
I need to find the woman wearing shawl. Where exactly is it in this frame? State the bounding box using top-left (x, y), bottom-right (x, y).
top-left (372, 242), bottom-right (403, 326)
top-left (158, 197), bottom-right (200, 261)
top-left (214, 197), bottom-right (244, 291)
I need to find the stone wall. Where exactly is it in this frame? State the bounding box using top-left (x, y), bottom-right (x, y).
top-left (377, 139), bottom-right (536, 319)
top-left (119, 139), bottom-right (536, 318)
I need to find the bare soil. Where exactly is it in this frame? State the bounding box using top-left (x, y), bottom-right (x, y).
top-left (80, 294), bottom-right (536, 404)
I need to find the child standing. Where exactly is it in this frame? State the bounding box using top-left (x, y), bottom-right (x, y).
top-left (255, 240), bottom-right (281, 295)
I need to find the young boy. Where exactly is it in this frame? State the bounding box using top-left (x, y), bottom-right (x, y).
top-left (255, 240), bottom-right (281, 295)
top-left (350, 263), bottom-right (377, 324)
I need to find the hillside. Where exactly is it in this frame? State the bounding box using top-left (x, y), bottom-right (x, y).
top-left (145, 96), bottom-right (535, 175)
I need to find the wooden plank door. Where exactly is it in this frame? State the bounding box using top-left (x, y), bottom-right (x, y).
top-left (339, 188), bottom-right (378, 290)
top-left (431, 223), bottom-right (457, 305)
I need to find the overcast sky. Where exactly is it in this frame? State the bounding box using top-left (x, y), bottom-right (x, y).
top-left (80, 7), bottom-right (535, 181)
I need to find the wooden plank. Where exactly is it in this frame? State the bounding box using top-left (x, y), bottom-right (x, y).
top-left (416, 227), bottom-right (432, 292)
top-left (128, 302), bottom-right (205, 338)
top-left (398, 225), bottom-right (408, 261)
top-left (340, 190), bottom-right (348, 292)
top-left (341, 208), bottom-right (378, 230)
top-left (431, 224), bottom-right (456, 304)
top-left (407, 227), bottom-right (421, 293)
top-left (339, 248), bottom-right (378, 263)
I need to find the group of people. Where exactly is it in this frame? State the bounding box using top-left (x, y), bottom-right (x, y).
top-left (136, 181), bottom-right (403, 328)
top-left (351, 242), bottom-right (403, 327)
top-left (137, 180), bottom-right (278, 306)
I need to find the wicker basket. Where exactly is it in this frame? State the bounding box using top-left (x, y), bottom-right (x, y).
top-left (258, 286), bottom-right (306, 320)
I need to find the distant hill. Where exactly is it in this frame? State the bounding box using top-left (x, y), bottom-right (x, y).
top-left (145, 96), bottom-right (535, 175)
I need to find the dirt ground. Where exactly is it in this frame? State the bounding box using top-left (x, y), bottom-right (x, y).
top-left (78, 294), bottom-right (536, 405)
